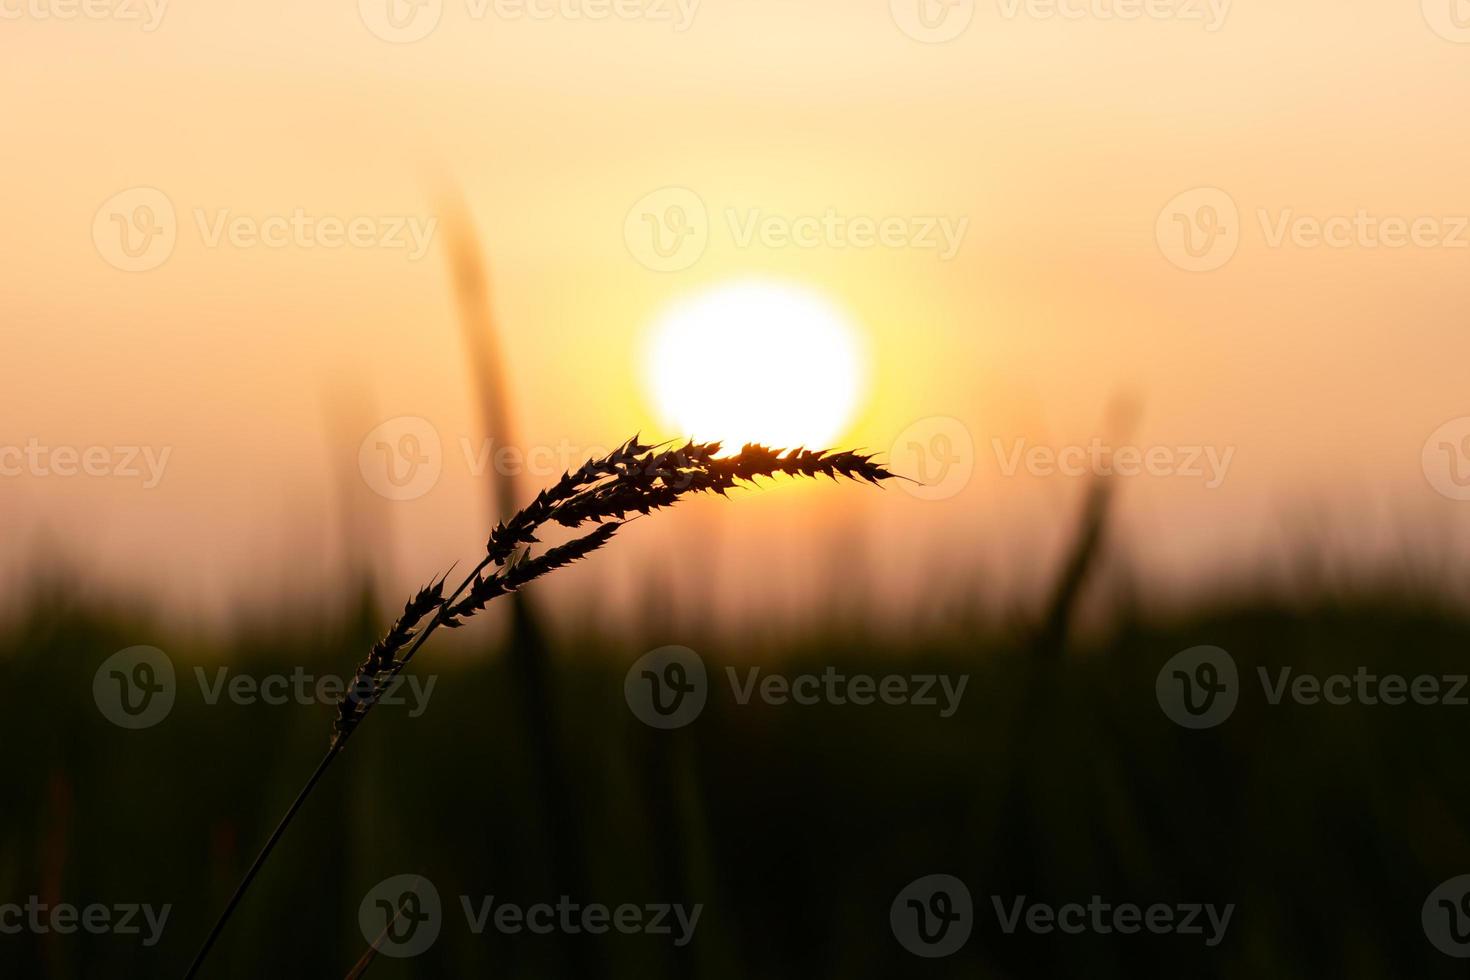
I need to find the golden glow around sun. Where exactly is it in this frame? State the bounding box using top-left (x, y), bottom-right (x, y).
top-left (643, 281), bottom-right (867, 450)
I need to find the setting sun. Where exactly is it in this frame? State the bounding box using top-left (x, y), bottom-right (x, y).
top-left (642, 280), bottom-right (866, 449)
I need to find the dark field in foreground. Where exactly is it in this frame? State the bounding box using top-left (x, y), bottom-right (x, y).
top-left (3, 580), bottom-right (1469, 978)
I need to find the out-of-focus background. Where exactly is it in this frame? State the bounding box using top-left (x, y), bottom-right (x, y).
top-left (5, 0), bottom-right (1470, 620)
top-left (6, 0), bottom-right (1470, 976)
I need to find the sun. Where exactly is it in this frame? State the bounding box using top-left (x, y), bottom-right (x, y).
top-left (643, 280), bottom-right (867, 450)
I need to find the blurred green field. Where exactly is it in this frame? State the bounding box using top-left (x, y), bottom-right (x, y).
top-left (4, 569), bottom-right (1470, 978)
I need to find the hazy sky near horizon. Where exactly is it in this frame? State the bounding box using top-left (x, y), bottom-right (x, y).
top-left (4, 0), bottom-right (1470, 622)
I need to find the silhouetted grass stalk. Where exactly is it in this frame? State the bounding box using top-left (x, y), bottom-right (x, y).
top-left (183, 437), bottom-right (895, 978)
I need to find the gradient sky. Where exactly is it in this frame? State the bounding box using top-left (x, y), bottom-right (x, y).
top-left (5, 0), bottom-right (1470, 623)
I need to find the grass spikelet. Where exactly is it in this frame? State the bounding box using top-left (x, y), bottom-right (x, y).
top-left (333, 573), bottom-right (450, 738)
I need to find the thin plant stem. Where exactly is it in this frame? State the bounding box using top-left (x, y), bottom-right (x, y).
top-left (182, 560), bottom-right (489, 978)
top-left (181, 741), bottom-right (340, 979)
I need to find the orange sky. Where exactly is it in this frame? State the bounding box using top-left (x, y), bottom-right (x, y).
top-left (4, 0), bottom-right (1470, 623)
